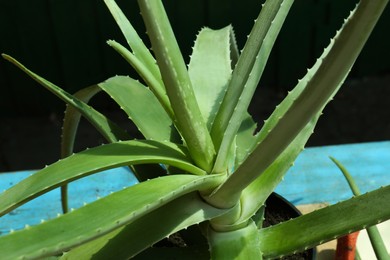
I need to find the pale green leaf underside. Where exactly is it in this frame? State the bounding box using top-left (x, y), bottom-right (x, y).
top-left (99, 76), bottom-right (178, 142)
top-left (61, 192), bottom-right (227, 260)
top-left (0, 140), bottom-right (205, 217)
top-left (0, 174), bottom-right (224, 260)
top-left (258, 185), bottom-right (390, 258)
top-left (188, 26), bottom-right (233, 129)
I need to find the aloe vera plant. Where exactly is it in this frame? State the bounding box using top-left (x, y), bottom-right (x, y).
top-left (1, 0), bottom-right (389, 259)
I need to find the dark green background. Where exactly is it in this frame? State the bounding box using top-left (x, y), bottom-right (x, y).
top-left (1, 0), bottom-right (389, 116)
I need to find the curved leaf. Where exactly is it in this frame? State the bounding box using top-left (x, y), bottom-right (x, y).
top-left (98, 76), bottom-right (178, 142)
top-left (106, 40), bottom-right (173, 118)
top-left (61, 85), bottom-right (116, 156)
top-left (103, 0), bottom-right (160, 81)
top-left (61, 84), bottom-right (113, 213)
top-left (0, 140), bottom-right (205, 217)
top-left (0, 174), bottom-right (225, 260)
top-left (1, 54), bottom-right (129, 143)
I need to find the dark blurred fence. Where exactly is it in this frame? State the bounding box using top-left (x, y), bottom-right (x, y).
top-left (1, 0), bottom-right (389, 116)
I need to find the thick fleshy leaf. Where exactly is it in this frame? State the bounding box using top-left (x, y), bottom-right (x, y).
top-left (99, 76), bottom-right (178, 142)
top-left (106, 40), bottom-right (173, 117)
top-left (212, 0), bottom-right (293, 174)
top-left (61, 192), bottom-right (227, 259)
top-left (60, 84), bottom-right (124, 213)
top-left (258, 186), bottom-right (390, 258)
top-left (137, 0), bottom-right (215, 172)
top-left (103, 0), bottom-right (169, 109)
top-left (236, 26), bottom-right (338, 222)
top-left (232, 0), bottom-right (293, 169)
top-left (210, 0), bottom-right (285, 152)
top-left (207, 0), bottom-right (389, 208)
top-left (61, 85), bottom-right (113, 156)
top-left (0, 140), bottom-right (205, 217)
top-left (103, 0), bottom-right (159, 78)
top-left (0, 174), bottom-right (225, 260)
top-left (188, 26), bottom-right (233, 129)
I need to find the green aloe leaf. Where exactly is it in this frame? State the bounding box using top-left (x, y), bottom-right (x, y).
top-left (0, 174), bottom-right (225, 260)
top-left (1, 54), bottom-right (128, 143)
top-left (61, 192), bottom-right (227, 260)
top-left (0, 140), bottom-right (205, 217)
top-left (188, 26), bottom-right (234, 130)
top-left (103, 0), bottom-right (157, 74)
top-left (213, 0), bottom-right (294, 173)
top-left (236, 15), bottom-right (341, 223)
top-left (99, 76), bottom-right (179, 142)
top-left (103, 0), bottom-right (171, 114)
top-left (258, 185), bottom-right (390, 258)
top-left (103, 0), bottom-right (156, 69)
top-left (61, 85), bottom-right (116, 156)
top-left (106, 40), bottom-right (173, 118)
top-left (210, 0), bottom-right (286, 152)
top-left (208, 0), bottom-right (389, 208)
top-left (60, 84), bottom-right (117, 213)
top-left (137, 0), bottom-right (215, 172)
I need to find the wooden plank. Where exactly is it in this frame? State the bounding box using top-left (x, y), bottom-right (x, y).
top-left (0, 141), bottom-right (389, 234)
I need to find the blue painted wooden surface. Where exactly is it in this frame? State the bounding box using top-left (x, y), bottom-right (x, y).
top-left (1, 141), bottom-right (389, 235)
top-left (275, 141), bottom-right (390, 205)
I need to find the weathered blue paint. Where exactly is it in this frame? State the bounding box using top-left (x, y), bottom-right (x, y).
top-left (0, 141), bottom-right (389, 235)
top-left (275, 141), bottom-right (390, 205)
top-left (0, 167), bottom-right (137, 235)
